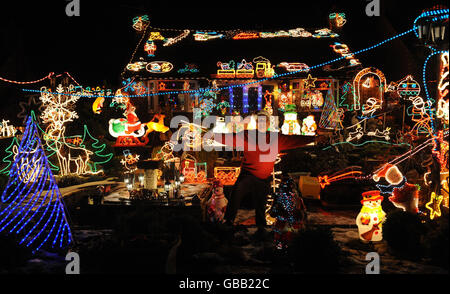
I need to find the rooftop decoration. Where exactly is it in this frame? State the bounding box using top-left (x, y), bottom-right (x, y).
top-left (253, 56), bottom-right (275, 78)
top-left (146, 61), bottom-right (174, 73)
top-left (177, 63), bottom-right (199, 74)
top-left (193, 31), bottom-right (224, 41)
top-left (132, 15), bottom-right (150, 31)
top-left (277, 62), bottom-right (310, 73)
top-left (313, 28), bottom-right (339, 38)
top-left (329, 12), bottom-right (347, 28)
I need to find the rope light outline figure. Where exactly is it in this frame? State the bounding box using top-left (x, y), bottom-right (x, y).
top-left (352, 67), bottom-right (387, 112)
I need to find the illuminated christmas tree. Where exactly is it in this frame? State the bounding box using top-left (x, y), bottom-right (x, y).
top-left (0, 115), bottom-right (73, 253)
top-left (0, 136), bottom-right (19, 175)
top-left (80, 125), bottom-right (113, 174)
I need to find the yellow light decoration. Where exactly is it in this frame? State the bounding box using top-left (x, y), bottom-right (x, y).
top-left (425, 192), bottom-right (444, 220)
top-left (145, 114), bottom-right (169, 136)
top-left (214, 166), bottom-right (241, 186)
top-left (92, 96), bottom-right (105, 114)
top-left (303, 74), bottom-right (317, 89)
top-left (441, 177), bottom-right (449, 208)
top-left (356, 191), bottom-right (385, 242)
top-left (353, 67), bottom-right (387, 112)
top-left (253, 56), bottom-right (274, 78)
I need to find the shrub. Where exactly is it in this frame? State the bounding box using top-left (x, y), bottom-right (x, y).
top-left (288, 226), bottom-right (342, 273)
top-left (0, 234), bottom-right (33, 271)
top-left (0, 174), bottom-right (8, 192)
top-left (423, 214), bottom-right (449, 269)
top-left (56, 175), bottom-right (84, 188)
top-left (382, 210), bottom-right (424, 260)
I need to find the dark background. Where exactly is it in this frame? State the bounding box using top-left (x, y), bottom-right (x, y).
top-left (0, 0), bottom-right (447, 123)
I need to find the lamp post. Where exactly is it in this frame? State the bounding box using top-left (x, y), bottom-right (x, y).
top-left (416, 6), bottom-right (449, 197)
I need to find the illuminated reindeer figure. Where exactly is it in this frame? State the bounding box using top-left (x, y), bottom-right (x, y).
top-left (40, 84), bottom-right (94, 176)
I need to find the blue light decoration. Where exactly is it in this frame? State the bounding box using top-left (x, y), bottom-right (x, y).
top-left (229, 87), bottom-right (234, 111)
top-left (257, 86), bottom-right (263, 110)
top-left (243, 86), bottom-right (249, 113)
top-left (0, 115), bottom-right (73, 253)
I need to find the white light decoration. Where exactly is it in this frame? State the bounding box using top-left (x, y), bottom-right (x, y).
top-left (193, 31), bottom-right (224, 41)
top-left (0, 119), bottom-right (16, 138)
top-left (163, 30), bottom-right (190, 46)
top-left (301, 115), bottom-right (317, 136)
top-left (356, 191), bottom-right (385, 242)
top-left (437, 51), bottom-right (449, 124)
top-left (396, 75), bottom-right (421, 100)
top-left (278, 62), bottom-right (310, 72)
top-left (212, 117), bottom-right (230, 134)
top-left (39, 84), bottom-right (96, 176)
top-left (146, 61), bottom-right (174, 73)
top-left (281, 112), bottom-right (301, 135)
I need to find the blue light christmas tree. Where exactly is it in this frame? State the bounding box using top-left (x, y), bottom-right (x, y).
top-left (0, 115), bottom-right (73, 253)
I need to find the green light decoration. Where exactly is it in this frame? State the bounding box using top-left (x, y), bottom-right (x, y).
top-left (79, 125), bottom-right (114, 173)
top-left (0, 136), bottom-right (19, 175)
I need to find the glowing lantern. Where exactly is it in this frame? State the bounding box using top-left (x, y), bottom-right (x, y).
top-left (301, 115), bottom-right (317, 136)
top-left (356, 191), bottom-right (385, 242)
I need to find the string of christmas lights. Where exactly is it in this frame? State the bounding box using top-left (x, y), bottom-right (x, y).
top-left (22, 26), bottom-right (421, 99)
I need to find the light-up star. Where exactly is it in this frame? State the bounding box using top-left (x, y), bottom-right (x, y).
top-left (304, 74), bottom-right (317, 89)
top-left (425, 192), bottom-right (443, 220)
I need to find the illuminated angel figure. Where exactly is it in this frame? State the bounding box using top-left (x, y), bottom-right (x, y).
top-left (40, 84), bottom-right (94, 176)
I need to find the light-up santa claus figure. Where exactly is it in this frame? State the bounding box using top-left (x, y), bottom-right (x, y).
top-left (356, 190), bottom-right (386, 242)
top-left (301, 115), bottom-right (317, 136)
top-left (207, 179), bottom-right (228, 223)
top-left (373, 164), bottom-right (419, 214)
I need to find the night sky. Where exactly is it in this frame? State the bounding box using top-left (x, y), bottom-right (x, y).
top-left (0, 0), bottom-right (447, 122)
